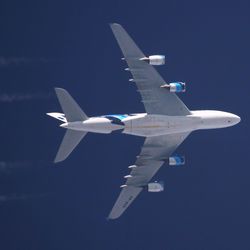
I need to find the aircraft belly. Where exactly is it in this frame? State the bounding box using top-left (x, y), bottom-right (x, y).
top-left (122, 115), bottom-right (197, 137)
top-left (67, 118), bottom-right (124, 134)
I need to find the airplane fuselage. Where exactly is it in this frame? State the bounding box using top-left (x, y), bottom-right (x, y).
top-left (60, 110), bottom-right (240, 137)
top-left (47, 23), bottom-right (242, 219)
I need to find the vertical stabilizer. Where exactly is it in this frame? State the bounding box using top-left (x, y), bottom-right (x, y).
top-left (55, 88), bottom-right (88, 122)
top-left (53, 88), bottom-right (88, 163)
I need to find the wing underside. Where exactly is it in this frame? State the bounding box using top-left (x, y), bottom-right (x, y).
top-left (108, 23), bottom-right (191, 219)
top-left (108, 132), bottom-right (190, 219)
top-left (110, 23), bottom-right (190, 116)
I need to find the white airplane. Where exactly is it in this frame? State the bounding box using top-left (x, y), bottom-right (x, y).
top-left (47, 23), bottom-right (240, 219)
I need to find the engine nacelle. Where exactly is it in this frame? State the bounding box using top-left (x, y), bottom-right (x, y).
top-left (161, 82), bottom-right (186, 92)
top-left (140, 55), bottom-right (165, 65)
top-left (169, 155), bottom-right (185, 166)
top-left (148, 181), bottom-right (164, 192)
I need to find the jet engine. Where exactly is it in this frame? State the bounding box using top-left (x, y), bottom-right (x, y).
top-left (148, 181), bottom-right (164, 192)
top-left (161, 82), bottom-right (186, 93)
top-left (140, 55), bottom-right (165, 65)
top-left (169, 155), bottom-right (185, 166)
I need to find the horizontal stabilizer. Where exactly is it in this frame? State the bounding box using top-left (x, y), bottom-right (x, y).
top-left (54, 129), bottom-right (87, 163)
top-left (46, 112), bottom-right (67, 122)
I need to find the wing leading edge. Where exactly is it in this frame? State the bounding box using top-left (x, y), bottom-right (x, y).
top-left (108, 132), bottom-right (190, 219)
top-left (110, 23), bottom-right (190, 116)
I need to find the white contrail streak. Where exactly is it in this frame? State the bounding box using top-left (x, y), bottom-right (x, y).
top-left (0, 161), bottom-right (31, 168)
top-left (0, 93), bottom-right (52, 103)
top-left (0, 161), bottom-right (52, 174)
top-left (0, 193), bottom-right (52, 202)
top-left (0, 57), bottom-right (50, 66)
top-left (0, 161), bottom-right (32, 173)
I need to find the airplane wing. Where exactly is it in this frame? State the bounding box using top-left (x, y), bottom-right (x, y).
top-left (108, 132), bottom-right (190, 219)
top-left (110, 23), bottom-right (190, 116)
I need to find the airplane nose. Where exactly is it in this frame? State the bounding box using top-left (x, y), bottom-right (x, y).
top-left (234, 115), bottom-right (241, 124)
top-left (230, 114), bottom-right (241, 125)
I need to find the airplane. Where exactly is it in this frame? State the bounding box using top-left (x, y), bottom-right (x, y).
top-left (47, 23), bottom-right (241, 219)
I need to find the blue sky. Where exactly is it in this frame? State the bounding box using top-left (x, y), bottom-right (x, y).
top-left (0, 1), bottom-right (249, 249)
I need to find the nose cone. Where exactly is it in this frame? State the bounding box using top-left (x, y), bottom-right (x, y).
top-left (233, 114), bottom-right (241, 124)
top-left (228, 114), bottom-right (241, 126)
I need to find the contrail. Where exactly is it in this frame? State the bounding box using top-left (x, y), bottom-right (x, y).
top-left (0, 92), bottom-right (52, 103)
top-left (0, 161), bottom-right (52, 174)
top-left (0, 57), bottom-right (51, 67)
top-left (0, 161), bottom-right (29, 168)
top-left (0, 192), bottom-right (53, 203)
top-left (0, 161), bottom-right (32, 174)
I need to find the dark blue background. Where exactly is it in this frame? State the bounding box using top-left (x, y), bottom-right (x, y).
top-left (0, 1), bottom-right (249, 249)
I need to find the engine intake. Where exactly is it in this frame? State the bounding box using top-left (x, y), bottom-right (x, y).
top-left (161, 82), bottom-right (186, 93)
top-left (140, 55), bottom-right (165, 65)
top-left (169, 155), bottom-right (185, 166)
top-left (148, 181), bottom-right (164, 192)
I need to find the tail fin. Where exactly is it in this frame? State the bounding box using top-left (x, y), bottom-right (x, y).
top-left (52, 88), bottom-right (88, 163)
top-left (54, 130), bottom-right (87, 163)
top-left (54, 88), bottom-right (88, 122)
